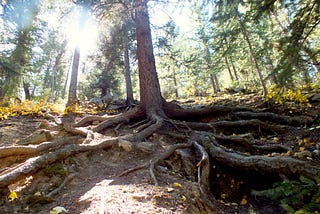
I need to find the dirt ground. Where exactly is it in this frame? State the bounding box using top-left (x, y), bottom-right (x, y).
top-left (0, 93), bottom-right (319, 213)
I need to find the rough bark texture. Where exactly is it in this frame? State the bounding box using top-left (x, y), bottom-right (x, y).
top-left (123, 24), bottom-right (134, 106)
top-left (67, 46), bottom-right (80, 106)
top-left (135, 0), bottom-right (165, 117)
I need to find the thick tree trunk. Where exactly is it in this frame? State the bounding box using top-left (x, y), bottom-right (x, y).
top-left (135, 0), bottom-right (165, 117)
top-left (67, 46), bottom-right (80, 106)
top-left (123, 25), bottom-right (135, 106)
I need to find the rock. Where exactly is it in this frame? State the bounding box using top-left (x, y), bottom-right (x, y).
top-left (118, 139), bottom-right (133, 152)
top-left (137, 141), bottom-right (154, 153)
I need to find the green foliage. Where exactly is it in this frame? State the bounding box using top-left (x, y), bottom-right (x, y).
top-left (252, 176), bottom-right (320, 213)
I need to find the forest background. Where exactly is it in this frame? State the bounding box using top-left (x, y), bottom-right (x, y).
top-left (1, 0), bottom-right (319, 105)
top-left (0, 0), bottom-right (320, 213)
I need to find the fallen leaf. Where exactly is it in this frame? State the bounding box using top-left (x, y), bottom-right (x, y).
top-left (50, 206), bottom-right (68, 214)
top-left (8, 191), bottom-right (18, 202)
top-left (241, 196), bottom-right (247, 205)
top-left (173, 182), bottom-right (182, 188)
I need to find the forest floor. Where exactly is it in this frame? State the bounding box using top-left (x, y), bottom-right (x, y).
top-left (0, 92), bottom-right (319, 214)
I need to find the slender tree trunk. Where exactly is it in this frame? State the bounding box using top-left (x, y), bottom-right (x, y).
top-left (0, 87), bottom-right (4, 100)
top-left (23, 80), bottom-right (31, 100)
top-left (123, 25), bottom-right (134, 106)
top-left (237, 15), bottom-right (268, 96)
top-left (67, 46), bottom-right (80, 106)
top-left (172, 68), bottom-right (178, 98)
top-left (225, 57), bottom-right (234, 81)
top-left (210, 74), bottom-right (218, 94)
top-left (135, 0), bottom-right (165, 117)
top-left (230, 58), bottom-right (239, 80)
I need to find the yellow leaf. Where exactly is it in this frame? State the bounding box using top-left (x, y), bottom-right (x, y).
top-left (50, 206), bottom-right (68, 214)
top-left (181, 195), bottom-right (187, 201)
top-left (221, 193), bottom-right (227, 199)
top-left (173, 182), bottom-right (182, 188)
top-left (241, 196), bottom-right (247, 205)
top-left (8, 191), bottom-right (18, 202)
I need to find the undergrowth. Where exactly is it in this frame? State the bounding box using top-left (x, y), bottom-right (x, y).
top-left (267, 85), bottom-right (309, 104)
top-left (252, 176), bottom-right (320, 214)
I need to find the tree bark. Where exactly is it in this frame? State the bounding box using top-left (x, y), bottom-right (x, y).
top-left (67, 46), bottom-right (80, 106)
top-left (237, 13), bottom-right (268, 96)
top-left (123, 24), bottom-right (135, 106)
top-left (225, 57), bottom-right (234, 81)
top-left (135, 0), bottom-right (165, 117)
top-left (23, 80), bottom-right (31, 100)
top-left (230, 57), bottom-right (239, 80)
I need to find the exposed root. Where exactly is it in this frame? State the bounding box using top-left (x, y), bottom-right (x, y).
top-left (164, 102), bottom-right (253, 120)
top-left (0, 136), bottom-right (119, 188)
top-left (73, 115), bottom-right (111, 127)
top-left (118, 164), bottom-right (148, 177)
top-left (0, 136), bottom-right (80, 158)
top-left (215, 134), bottom-right (289, 154)
top-left (192, 141), bottom-right (210, 195)
top-left (47, 173), bottom-right (77, 197)
top-left (199, 132), bottom-right (320, 178)
top-left (234, 111), bottom-right (306, 126)
top-left (93, 108), bottom-right (143, 133)
top-left (149, 143), bottom-right (192, 186)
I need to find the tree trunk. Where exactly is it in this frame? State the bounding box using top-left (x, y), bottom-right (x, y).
top-left (67, 46), bottom-right (80, 106)
top-left (225, 57), bottom-right (234, 81)
top-left (237, 14), bottom-right (268, 96)
top-left (230, 58), bottom-right (239, 80)
top-left (23, 80), bottom-right (31, 100)
top-left (123, 25), bottom-right (134, 106)
top-left (172, 68), bottom-right (179, 98)
top-left (135, 0), bottom-right (165, 117)
top-left (210, 74), bottom-right (217, 94)
top-left (214, 74), bottom-right (221, 92)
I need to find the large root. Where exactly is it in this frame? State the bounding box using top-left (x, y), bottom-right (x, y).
top-left (0, 100), bottom-right (318, 213)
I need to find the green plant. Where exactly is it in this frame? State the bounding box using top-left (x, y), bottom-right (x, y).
top-left (252, 176), bottom-right (320, 213)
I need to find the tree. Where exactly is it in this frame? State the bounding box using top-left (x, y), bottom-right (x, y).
top-left (66, 2), bottom-right (90, 106)
top-left (1, 1), bottom-right (319, 213)
top-left (1, 0), bottom-right (41, 99)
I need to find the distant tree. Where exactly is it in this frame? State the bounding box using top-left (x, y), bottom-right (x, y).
top-left (1, 0), bottom-right (41, 99)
